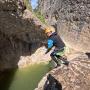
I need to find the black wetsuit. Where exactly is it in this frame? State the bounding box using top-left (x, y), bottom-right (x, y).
top-left (45, 32), bottom-right (66, 66)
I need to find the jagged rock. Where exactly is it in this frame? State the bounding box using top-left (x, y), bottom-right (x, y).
top-left (35, 53), bottom-right (90, 90)
top-left (38, 0), bottom-right (90, 52)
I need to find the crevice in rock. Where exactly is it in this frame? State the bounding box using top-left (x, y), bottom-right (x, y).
top-left (44, 74), bottom-right (62, 90)
top-left (85, 53), bottom-right (90, 59)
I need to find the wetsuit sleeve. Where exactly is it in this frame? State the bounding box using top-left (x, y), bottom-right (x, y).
top-left (48, 39), bottom-right (53, 48)
top-left (45, 39), bottom-right (53, 54)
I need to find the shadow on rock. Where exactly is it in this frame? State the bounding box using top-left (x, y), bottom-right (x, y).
top-left (0, 68), bottom-right (17, 90)
top-left (44, 74), bottom-right (62, 90)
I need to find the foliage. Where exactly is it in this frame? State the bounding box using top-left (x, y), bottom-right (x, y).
top-left (34, 10), bottom-right (46, 24)
top-left (24, 0), bottom-right (32, 11)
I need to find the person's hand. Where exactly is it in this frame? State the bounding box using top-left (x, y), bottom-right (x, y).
top-left (44, 48), bottom-right (47, 54)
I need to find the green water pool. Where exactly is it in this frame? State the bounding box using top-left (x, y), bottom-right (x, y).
top-left (0, 63), bottom-right (51, 90)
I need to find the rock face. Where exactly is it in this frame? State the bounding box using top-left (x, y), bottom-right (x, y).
top-left (0, 1), bottom-right (90, 90)
top-left (37, 1), bottom-right (90, 90)
top-left (35, 53), bottom-right (90, 90)
top-left (38, 0), bottom-right (90, 52)
top-left (0, 0), bottom-right (46, 70)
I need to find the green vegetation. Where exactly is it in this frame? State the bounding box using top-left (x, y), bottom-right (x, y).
top-left (24, 0), bottom-right (45, 24)
top-left (34, 11), bottom-right (46, 24)
top-left (24, 0), bottom-right (32, 11)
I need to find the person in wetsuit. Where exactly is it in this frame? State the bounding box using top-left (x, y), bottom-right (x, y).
top-left (45, 26), bottom-right (69, 67)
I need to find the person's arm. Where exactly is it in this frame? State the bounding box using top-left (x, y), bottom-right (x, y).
top-left (45, 39), bottom-right (53, 54)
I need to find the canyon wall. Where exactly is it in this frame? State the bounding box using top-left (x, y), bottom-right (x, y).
top-left (0, 0), bottom-right (46, 70)
top-left (38, 0), bottom-right (90, 52)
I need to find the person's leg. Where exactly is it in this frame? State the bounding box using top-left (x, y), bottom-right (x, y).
top-left (59, 55), bottom-right (69, 66)
top-left (56, 49), bottom-right (69, 66)
top-left (50, 51), bottom-right (60, 67)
